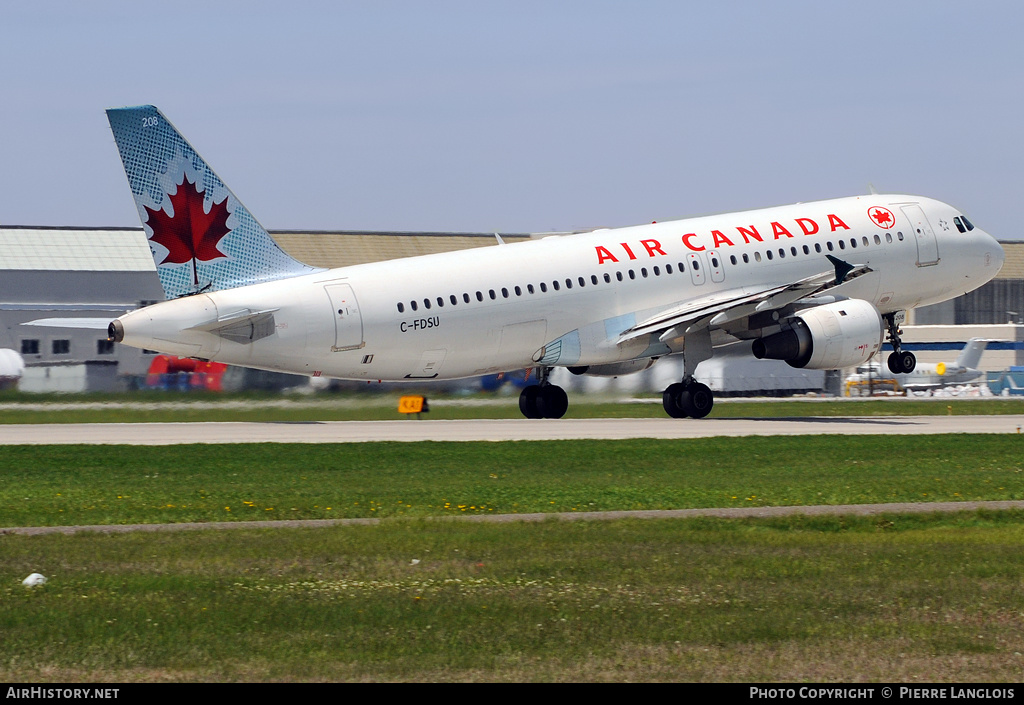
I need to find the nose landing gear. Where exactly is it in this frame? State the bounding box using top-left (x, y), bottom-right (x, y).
top-left (884, 312), bottom-right (916, 374)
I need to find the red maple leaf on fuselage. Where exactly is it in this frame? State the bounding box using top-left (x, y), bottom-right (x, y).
top-left (870, 208), bottom-right (894, 227)
top-left (145, 175), bottom-right (231, 285)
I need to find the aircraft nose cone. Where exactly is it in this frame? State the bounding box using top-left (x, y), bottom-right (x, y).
top-left (990, 238), bottom-right (1005, 275)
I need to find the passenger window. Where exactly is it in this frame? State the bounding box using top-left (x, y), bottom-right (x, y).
top-left (463, 293), bottom-right (470, 303)
top-left (501, 287), bottom-right (509, 298)
top-left (515, 286), bottom-right (522, 296)
top-left (564, 279), bottom-right (572, 289)
top-left (424, 299), bottom-right (431, 309)
top-left (540, 283), bottom-right (547, 292)
top-left (489, 289), bottom-right (496, 300)
top-left (641, 268), bottom-right (648, 278)
top-left (527, 284), bottom-right (535, 294)
top-left (616, 272), bottom-right (623, 281)
top-left (450, 295), bottom-right (457, 305)
top-left (604, 273), bottom-right (611, 283)
top-left (666, 264), bottom-right (674, 274)
top-left (653, 266), bottom-right (661, 275)
top-left (411, 300), bottom-right (418, 311)
top-left (397, 303), bottom-right (405, 313)
top-left (628, 270), bottom-right (636, 280)
top-left (436, 297), bottom-right (443, 307)
top-left (766, 250), bottom-right (773, 260)
top-left (476, 291), bottom-right (483, 301)
top-left (552, 281), bottom-right (560, 291)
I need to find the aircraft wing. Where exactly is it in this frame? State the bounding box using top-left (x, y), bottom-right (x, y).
top-left (617, 257), bottom-right (872, 344)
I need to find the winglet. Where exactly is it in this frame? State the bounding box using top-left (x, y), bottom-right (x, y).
top-left (826, 255), bottom-right (855, 285)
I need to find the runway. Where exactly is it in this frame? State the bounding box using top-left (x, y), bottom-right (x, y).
top-left (2, 414), bottom-right (1023, 444)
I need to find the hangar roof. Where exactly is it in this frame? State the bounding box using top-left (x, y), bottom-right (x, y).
top-left (0, 227), bottom-right (154, 272)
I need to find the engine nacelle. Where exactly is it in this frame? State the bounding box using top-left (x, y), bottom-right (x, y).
top-left (751, 299), bottom-right (883, 369)
top-left (567, 358), bottom-right (657, 377)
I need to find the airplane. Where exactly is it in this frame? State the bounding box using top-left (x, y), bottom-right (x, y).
top-left (37, 105), bottom-right (1006, 419)
top-left (846, 338), bottom-right (993, 393)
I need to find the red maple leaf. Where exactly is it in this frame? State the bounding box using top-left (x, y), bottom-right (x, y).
top-left (145, 175), bottom-right (230, 285)
top-left (870, 208), bottom-right (894, 227)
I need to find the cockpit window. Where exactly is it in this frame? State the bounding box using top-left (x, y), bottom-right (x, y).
top-left (954, 215), bottom-right (976, 233)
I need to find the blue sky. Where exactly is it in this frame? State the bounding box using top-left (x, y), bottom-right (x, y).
top-left (2, 1), bottom-right (1022, 238)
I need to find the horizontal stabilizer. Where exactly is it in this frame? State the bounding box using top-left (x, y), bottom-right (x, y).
top-left (21, 318), bottom-right (113, 330)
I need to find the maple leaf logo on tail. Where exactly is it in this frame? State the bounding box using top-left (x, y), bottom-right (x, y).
top-left (145, 175), bottom-right (231, 287)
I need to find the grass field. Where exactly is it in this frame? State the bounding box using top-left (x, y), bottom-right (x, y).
top-left (1, 435), bottom-right (1022, 527)
top-left (3, 401), bottom-right (1023, 682)
top-left (3, 512), bottom-right (1023, 682)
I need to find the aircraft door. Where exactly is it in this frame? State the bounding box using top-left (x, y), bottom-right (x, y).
top-left (686, 253), bottom-right (707, 286)
top-left (900, 204), bottom-right (939, 267)
top-left (324, 283), bottom-right (364, 351)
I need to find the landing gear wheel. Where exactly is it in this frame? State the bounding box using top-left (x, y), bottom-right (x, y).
top-left (663, 382), bottom-right (689, 418)
top-left (519, 385), bottom-right (541, 419)
top-left (662, 381), bottom-right (714, 419)
top-left (538, 385), bottom-right (568, 419)
top-left (519, 384), bottom-right (568, 419)
top-left (887, 350), bottom-right (917, 374)
top-left (685, 382), bottom-right (714, 419)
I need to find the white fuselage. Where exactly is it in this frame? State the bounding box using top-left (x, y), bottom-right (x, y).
top-left (114, 195), bottom-right (1004, 381)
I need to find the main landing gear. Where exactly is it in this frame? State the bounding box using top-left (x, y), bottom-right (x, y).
top-left (884, 312), bottom-right (916, 374)
top-left (661, 325), bottom-right (715, 419)
top-left (662, 379), bottom-right (714, 418)
top-left (519, 366), bottom-right (568, 419)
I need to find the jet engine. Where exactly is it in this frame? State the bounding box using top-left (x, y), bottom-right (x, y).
top-left (567, 358), bottom-right (657, 377)
top-left (751, 299), bottom-right (883, 369)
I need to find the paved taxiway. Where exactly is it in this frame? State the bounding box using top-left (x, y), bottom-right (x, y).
top-left (2, 415), bottom-right (1023, 444)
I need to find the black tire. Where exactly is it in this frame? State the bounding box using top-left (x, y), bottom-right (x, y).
top-left (687, 382), bottom-right (714, 419)
top-left (897, 351), bottom-right (917, 374)
top-left (538, 385), bottom-right (569, 419)
top-left (887, 353), bottom-right (902, 375)
top-left (519, 385), bottom-right (541, 419)
top-left (663, 382), bottom-right (689, 418)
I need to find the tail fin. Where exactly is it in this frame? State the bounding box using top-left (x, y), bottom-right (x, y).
top-left (106, 105), bottom-right (321, 299)
top-left (953, 338), bottom-right (989, 370)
